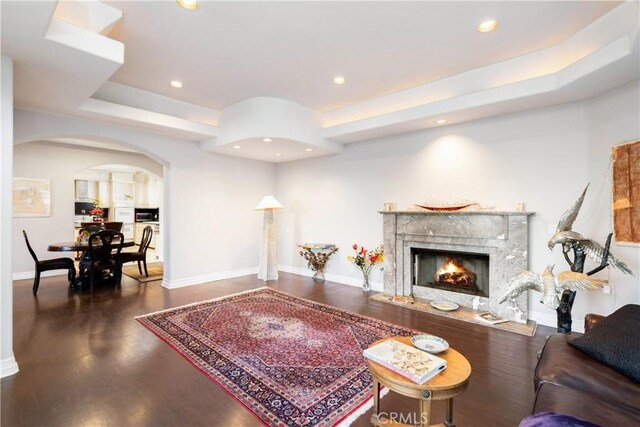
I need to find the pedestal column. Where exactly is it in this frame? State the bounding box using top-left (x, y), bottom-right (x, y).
top-left (258, 208), bottom-right (278, 281)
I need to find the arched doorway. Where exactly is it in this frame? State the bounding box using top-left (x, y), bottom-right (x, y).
top-left (12, 138), bottom-right (168, 282)
top-left (73, 164), bottom-right (164, 270)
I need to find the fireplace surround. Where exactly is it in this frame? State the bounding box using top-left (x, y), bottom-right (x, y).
top-left (381, 210), bottom-right (533, 323)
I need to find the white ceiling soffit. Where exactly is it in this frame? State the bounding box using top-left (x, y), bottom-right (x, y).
top-left (2, 1), bottom-right (638, 163)
top-left (200, 97), bottom-right (344, 161)
top-left (45, 137), bottom-right (141, 154)
top-left (322, 1), bottom-right (640, 142)
top-left (79, 98), bottom-right (219, 141)
top-left (1, 1), bottom-right (123, 113)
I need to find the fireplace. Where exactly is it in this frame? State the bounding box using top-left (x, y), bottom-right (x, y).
top-left (412, 248), bottom-right (489, 297)
top-left (381, 210), bottom-right (533, 323)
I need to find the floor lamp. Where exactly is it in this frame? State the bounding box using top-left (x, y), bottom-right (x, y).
top-left (256, 195), bottom-right (283, 281)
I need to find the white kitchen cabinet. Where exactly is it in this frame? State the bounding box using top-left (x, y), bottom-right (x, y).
top-left (149, 224), bottom-right (159, 249)
top-left (133, 173), bottom-right (161, 208)
top-left (121, 223), bottom-right (134, 240)
top-left (147, 178), bottom-right (160, 208)
top-left (135, 222), bottom-right (159, 248)
top-left (111, 172), bottom-right (135, 204)
top-left (114, 207), bottom-right (134, 223)
top-left (134, 223), bottom-right (144, 242)
top-left (98, 181), bottom-right (110, 207)
top-left (75, 180), bottom-right (99, 201)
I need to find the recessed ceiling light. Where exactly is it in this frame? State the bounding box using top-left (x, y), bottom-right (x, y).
top-left (333, 76), bottom-right (345, 85)
top-left (232, 145), bottom-right (241, 149)
top-left (275, 153), bottom-right (282, 157)
top-left (435, 119), bottom-right (448, 125)
top-left (177, 0), bottom-right (198, 10)
top-left (263, 138), bottom-right (272, 142)
top-left (305, 148), bottom-right (313, 152)
top-left (170, 80), bottom-right (183, 88)
top-left (477, 20), bottom-right (498, 33)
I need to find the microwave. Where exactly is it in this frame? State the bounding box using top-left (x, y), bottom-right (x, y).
top-left (135, 208), bottom-right (159, 222)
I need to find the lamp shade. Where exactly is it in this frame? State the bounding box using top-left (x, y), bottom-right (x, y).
top-left (255, 195), bottom-right (283, 210)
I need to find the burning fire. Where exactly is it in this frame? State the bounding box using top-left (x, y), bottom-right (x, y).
top-left (439, 260), bottom-right (462, 275)
top-left (435, 258), bottom-right (476, 287)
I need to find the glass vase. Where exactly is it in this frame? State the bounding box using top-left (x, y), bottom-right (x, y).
top-left (362, 274), bottom-right (371, 292)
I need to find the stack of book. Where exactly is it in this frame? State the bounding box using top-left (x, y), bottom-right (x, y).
top-left (475, 311), bottom-right (508, 325)
top-left (363, 339), bottom-right (447, 384)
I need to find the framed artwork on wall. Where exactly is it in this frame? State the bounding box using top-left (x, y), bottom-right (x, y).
top-left (12, 177), bottom-right (51, 217)
top-left (612, 140), bottom-right (639, 245)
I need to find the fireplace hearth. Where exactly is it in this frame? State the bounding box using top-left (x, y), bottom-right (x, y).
top-left (381, 210), bottom-right (533, 323)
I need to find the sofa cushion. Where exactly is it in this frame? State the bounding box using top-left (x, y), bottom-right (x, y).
top-left (533, 382), bottom-right (640, 426)
top-left (569, 304), bottom-right (640, 382)
top-left (535, 334), bottom-right (640, 417)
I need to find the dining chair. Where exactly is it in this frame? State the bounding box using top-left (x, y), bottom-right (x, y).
top-left (79, 230), bottom-right (124, 293)
top-left (22, 230), bottom-right (76, 295)
top-left (117, 225), bottom-right (153, 277)
top-left (103, 222), bottom-right (123, 232)
top-left (81, 222), bottom-right (105, 229)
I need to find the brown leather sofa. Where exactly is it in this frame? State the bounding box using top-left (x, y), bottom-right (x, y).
top-left (532, 314), bottom-right (640, 426)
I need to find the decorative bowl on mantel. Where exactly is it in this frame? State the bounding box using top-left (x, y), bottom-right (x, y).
top-left (414, 203), bottom-right (477, 212)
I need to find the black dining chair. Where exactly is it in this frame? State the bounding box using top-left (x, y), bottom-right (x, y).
top-left (118, 225), bottom-right (153, 277)
top-left (81, 222), bottom-right (105, 229)
top-left (23, 230), bottom-right (76, 295)
top-left (103, 222), bottom-right (123, 232)
top-left (79, 230), bottom-right (124, 293)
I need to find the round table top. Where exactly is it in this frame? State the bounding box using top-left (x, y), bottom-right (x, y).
top-left (367, 336), bottom-right (471, 392)
top-left (48, 240), bottom-right (136, 252)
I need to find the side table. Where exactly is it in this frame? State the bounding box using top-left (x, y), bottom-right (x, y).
top-left (367, 336), bottom-right (471, 427)
top-left (297, 243), bottom-right (338, 282)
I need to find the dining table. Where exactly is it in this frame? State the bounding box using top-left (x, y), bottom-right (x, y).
top-left (48, 238), bottom-right (136, 289)
top-left (48, 239), bottom-right (135, 252)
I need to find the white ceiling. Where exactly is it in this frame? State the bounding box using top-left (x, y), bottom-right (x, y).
top-left (106, 1), bottom-right (619, 111)
top-left (2, 1), bottom-right (638, 163)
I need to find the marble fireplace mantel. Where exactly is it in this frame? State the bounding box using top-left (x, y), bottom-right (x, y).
top-left (381, 210), bottom-right (534, 323)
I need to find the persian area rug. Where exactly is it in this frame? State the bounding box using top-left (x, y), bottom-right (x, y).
top-left (136, 287), bottom-right (417, 426)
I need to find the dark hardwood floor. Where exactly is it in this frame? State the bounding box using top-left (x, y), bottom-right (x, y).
top-left (2, 272), bottom-right (553, 426)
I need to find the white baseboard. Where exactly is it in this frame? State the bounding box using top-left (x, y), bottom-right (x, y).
top-left (277, 265), bottom-right (383, 292)
top-left (162, 267), bottom-right (259, 289)
top-left (0, 355), bottom-right (19, 378)
top-left (12, 270), bottom-right (67, 281)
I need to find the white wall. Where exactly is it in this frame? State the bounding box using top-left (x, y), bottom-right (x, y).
top-left (579, 81), bottom-right (640, 314)
top-left (13, 110), bottom-right (277, 286)
top-left (12, 142), bottom-right (163, 276)
top-left (1, 56), bottom-right (19, 377)
top-left (276, 80), bottom-right (639, 330)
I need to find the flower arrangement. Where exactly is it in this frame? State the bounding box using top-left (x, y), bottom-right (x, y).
top-left (299, 245), bottom-right (338, 282)
top-left (347, 243), bottom-right (384, 291)
top-left (90, 200), bottom-right (104, 221)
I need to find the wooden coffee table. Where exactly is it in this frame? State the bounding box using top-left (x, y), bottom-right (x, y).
top-left (367, 336), bottom-right (471, 427)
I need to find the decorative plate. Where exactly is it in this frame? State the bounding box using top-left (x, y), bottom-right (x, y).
top-left (430, 301), bottom-right (459, 312)
top-left (411, 334), bottom-right (450, 354)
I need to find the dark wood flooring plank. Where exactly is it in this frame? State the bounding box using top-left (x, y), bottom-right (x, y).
top-left (2, 272), bottom-right (553, 426)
